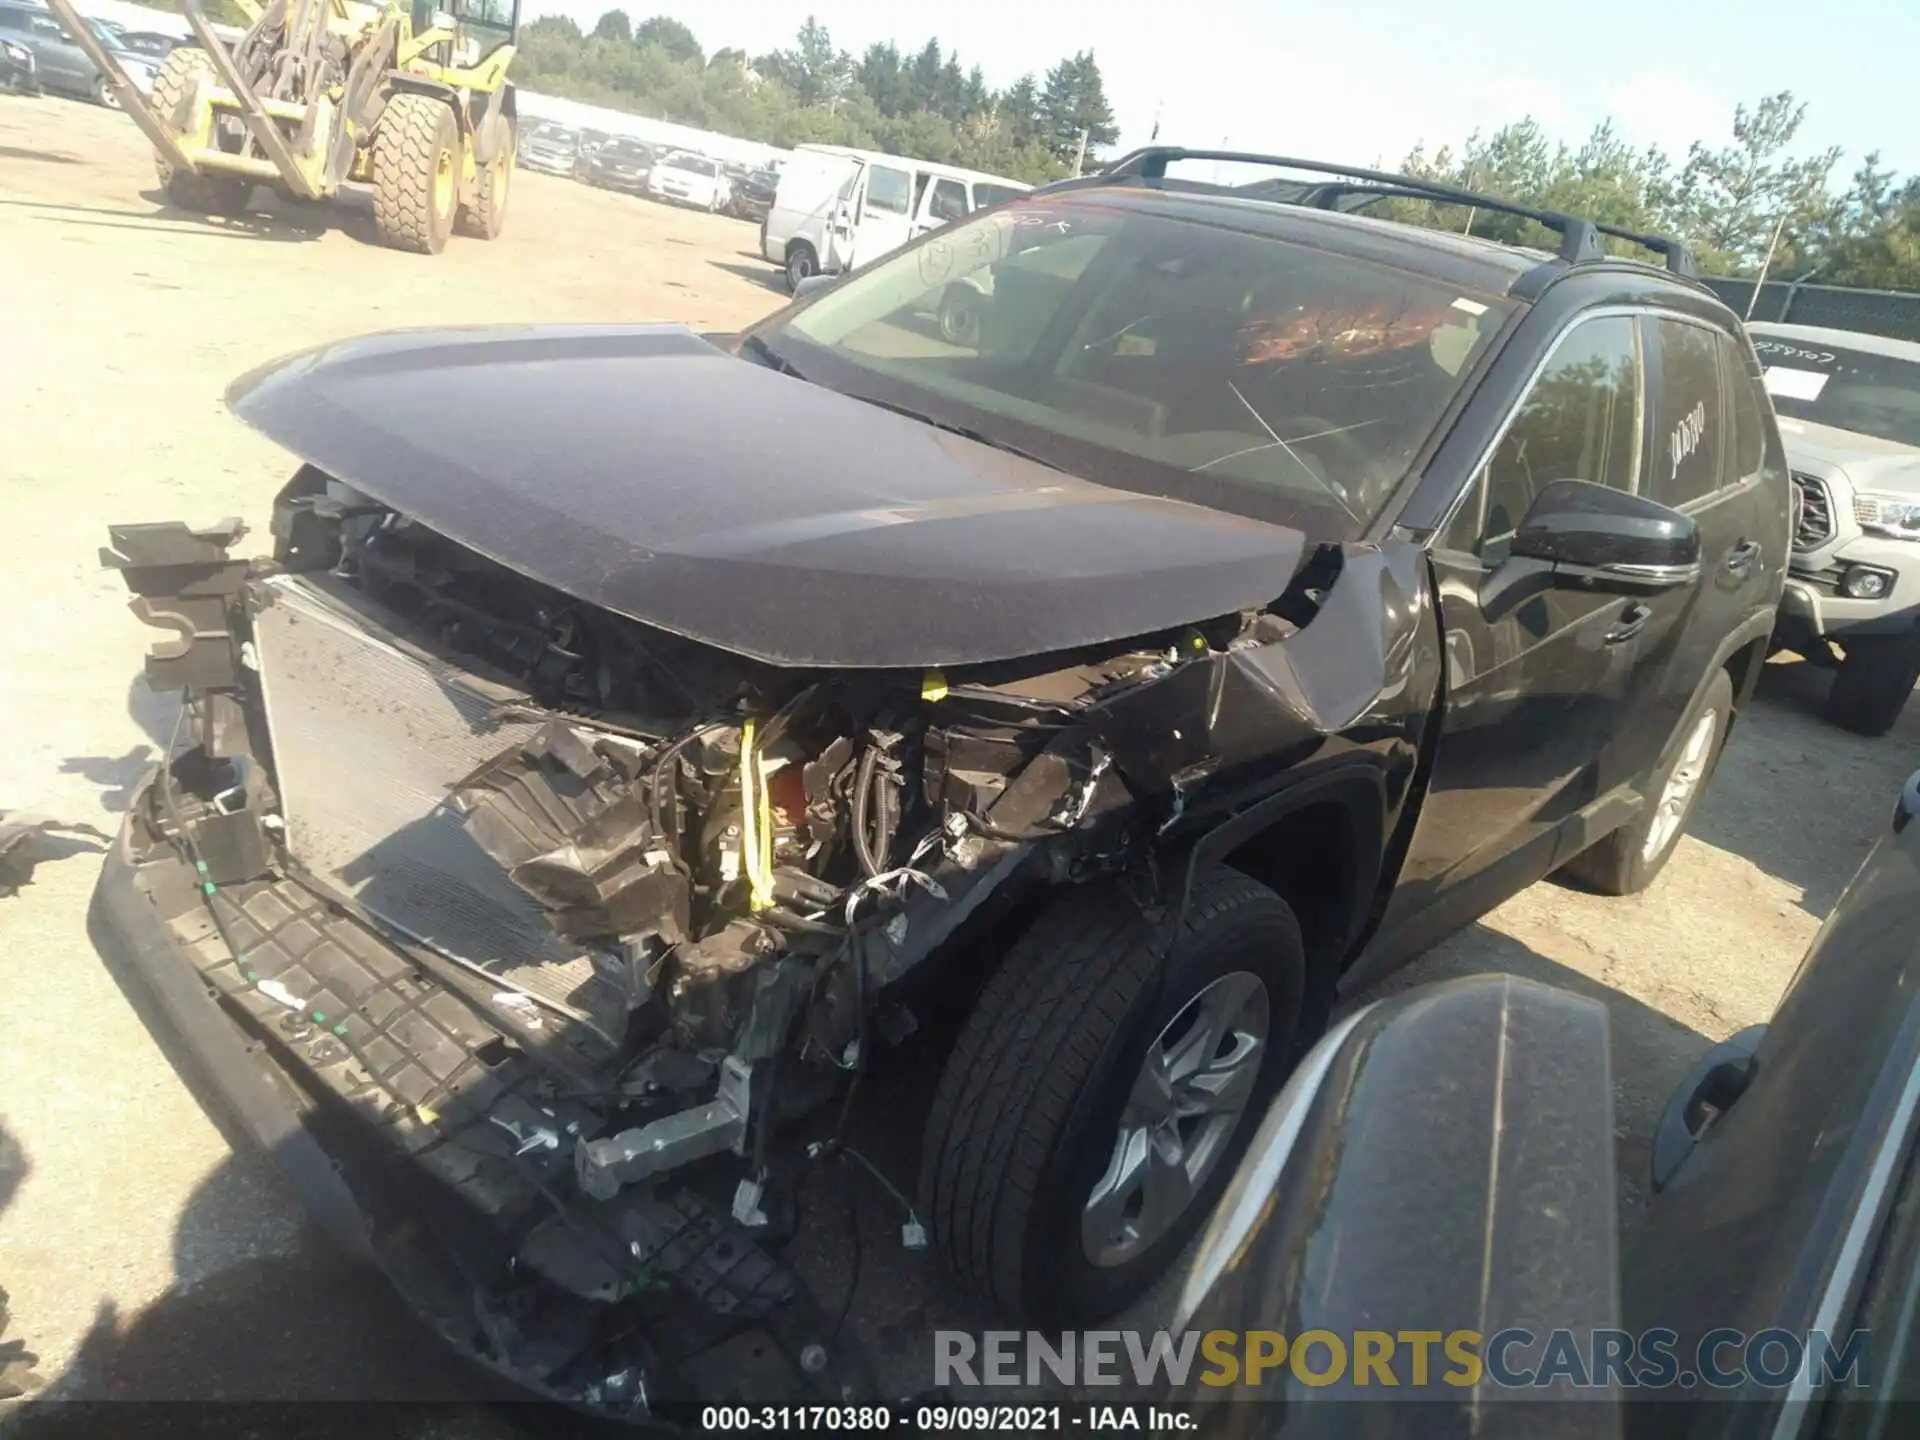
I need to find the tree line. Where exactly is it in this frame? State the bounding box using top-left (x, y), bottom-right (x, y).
top-left (120, 2), bottom-right (1920, 290)
top-left (1381, 95), bottom-right (1918, 291)
top-left (513, 12), bottom-right (1116, 184)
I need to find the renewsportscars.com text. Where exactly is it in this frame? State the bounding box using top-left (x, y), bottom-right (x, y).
top-left (934, 1328), bottom-right (1871, 1391)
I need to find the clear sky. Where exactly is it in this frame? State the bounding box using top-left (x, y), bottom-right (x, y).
top-left (534, 0), bottom-right (1917, 184)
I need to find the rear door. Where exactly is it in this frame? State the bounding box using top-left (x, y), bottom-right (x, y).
top-left (847, 161), bottom-right (917, 269)
top-left (1604, 315), bottom-right (1775, 790)
top-left (1370, 311), bottom-right (1655, 953)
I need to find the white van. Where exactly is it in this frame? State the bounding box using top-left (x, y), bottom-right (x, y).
top-left (759, 145), bottom-right (1031, 292)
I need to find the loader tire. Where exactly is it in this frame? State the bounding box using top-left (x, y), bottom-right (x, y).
top-left (455, 114), bottom-right (513, 240)
top-left (373, 92), bottom-right (458, 255)
top-left (149, 49), bottom-right (251, 217)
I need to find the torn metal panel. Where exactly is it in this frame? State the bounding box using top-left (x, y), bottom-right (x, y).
top-left (1088, 542), bottom-right (1438, 820)
top-left (225, 324), bottom-right (1313, 667)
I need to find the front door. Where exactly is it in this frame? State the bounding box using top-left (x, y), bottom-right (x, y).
top-left (847, 162), bottom-right (917, 270)
top-left (1368, 311), bottom-right (1659, 960)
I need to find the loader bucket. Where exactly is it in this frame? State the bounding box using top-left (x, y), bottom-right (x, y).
top-left (40, 0), bottom-right (327, 202)
top-left (38, 0), bottom-right (198, 177)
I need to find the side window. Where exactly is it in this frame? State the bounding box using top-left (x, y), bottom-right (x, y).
top-left (1723, 336), bottom-right (1766, 482)
top-left (1446, 314), bottom-right (1644, 561)
top-left (1646, 318), bottom-right (1726, 509)
top-left (928, 178), bottom-right (968, 224)
top-left (864, 165), bottom-right (913, 218)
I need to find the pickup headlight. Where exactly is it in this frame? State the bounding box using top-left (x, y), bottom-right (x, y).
top-left (1854, 492), bottom-right (1920, 541)
top-left (2, 38), bottom-right (30, 63)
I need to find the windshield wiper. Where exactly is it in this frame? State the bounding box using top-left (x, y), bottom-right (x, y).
top-left (842, 393), bottom-right (1064, 472)
top-left (738, 333), bottom-right (806, 381)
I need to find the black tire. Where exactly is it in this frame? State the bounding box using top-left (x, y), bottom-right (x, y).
top-left (1561, 667), bottom-right (1733, 896)
top-left (1825, 632), bottom-right (1920, 737)
top-left (784, 242), bottom-right (818, 292)
top-left (938, 285), bottom-right (983, 347)
top-left (372, 92), bottom-right (459, 255)
top-left (148, 50), bottom-right (251, 216)
top-left (919, 865), bottom-right (1306, 1325)
top-left (455, 114), bottom-right (513, 240)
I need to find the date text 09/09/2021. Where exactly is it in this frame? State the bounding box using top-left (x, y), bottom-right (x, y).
top-left (701, 1406), bottom-right (1191, 1432)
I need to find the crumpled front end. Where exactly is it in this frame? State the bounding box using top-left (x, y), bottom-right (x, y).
top-left (90, 469), bottom-right (1433, 1412)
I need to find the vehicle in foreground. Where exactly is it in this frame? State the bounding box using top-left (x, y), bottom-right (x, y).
top-left (582, 136), bottom-right (654, 194)
top-left (90, 148), bottom-right (1785, 1418)
top-left (760, 145), bottom-right (1030, 291)
top-left (517, 120), bottom-right (578, 176)
top-left (0, 0), bottom-right (156, 104)
top-left (0, 30), bottom-right (34, 91)
top-left (1177, 762), bottom-right (1920, 1435)
top-left (1754, 322), bottom-right (1920, 735)
top-left (645, 149), bottom-right (729, 211)
top-left (40, 0), bottom-right (519, 254)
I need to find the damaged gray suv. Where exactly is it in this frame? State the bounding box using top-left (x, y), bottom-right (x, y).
top-left (90, 149), bottom-right (1789, 1415)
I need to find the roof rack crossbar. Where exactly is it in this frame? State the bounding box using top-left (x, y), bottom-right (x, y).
top-left (1083, 147), bottom-right (1700, 279)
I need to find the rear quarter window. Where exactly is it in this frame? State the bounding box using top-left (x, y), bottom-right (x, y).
top-left (1647, 318), bottom-right (1726, 509)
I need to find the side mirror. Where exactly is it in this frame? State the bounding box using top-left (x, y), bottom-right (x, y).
top-left (1510, 479), bottom-right (1701, 591)
top-left (1174, 976), bottom-right (1622, 1428)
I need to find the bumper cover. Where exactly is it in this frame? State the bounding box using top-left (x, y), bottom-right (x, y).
top-left (1780, 546), bottom-right (1920, 639)
top-left (89, 785), bottom-right (868, 1418)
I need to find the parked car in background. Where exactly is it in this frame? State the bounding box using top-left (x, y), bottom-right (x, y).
top-left (516, 122), bottom-right (579, 177)
top-left (645, 149), bottom-right (730, 211)
top-left (726, 165), bottom-right (779, 224)
top-left (1178, 762), bottom-right (1920, 1433)
top-left (1754, 322), bottom-right (1920, 735)
top-left (760, 144), bottom-right (1030, 291)
top-left (0, 30), bottom-right (35, 90)
top-left (582, 137), bottom-right (654, 195)
top-left (112, 29), bottom-right (181, 59)
top-left (0, 0), bottom-right (158, 105)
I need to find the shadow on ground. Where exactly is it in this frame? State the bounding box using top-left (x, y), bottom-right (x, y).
top-left (1683, 661), bottom-right (1918, 919)
top-left (706, 258), bottom-right (787, 294)
top-left (0, 901), bottom-right (1714, 1428)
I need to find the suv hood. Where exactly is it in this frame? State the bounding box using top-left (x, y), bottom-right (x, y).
top-left (227, 325), bottom-right (1310, 668)
top-left (1778, 416), bottom-right (1920, 494)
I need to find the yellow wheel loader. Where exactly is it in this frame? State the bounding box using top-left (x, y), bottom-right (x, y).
top-left (43, 0), bottom-right (520, 254)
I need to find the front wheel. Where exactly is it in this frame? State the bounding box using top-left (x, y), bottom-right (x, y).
top-left (919, 865), bottom-right (1306, 1325)
top-left (783, 242), bottom-right (818, 292)
top-left (1561, 667), bottom-right (1733, 896)
top-left (372, 92), bottom-right (459, 255)
top-left (91, 73), bottom-right (121, 108)
top-left (1825, 631), bottom-right (1920, 737)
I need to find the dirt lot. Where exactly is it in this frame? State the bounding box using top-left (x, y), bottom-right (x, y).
top-left (3, 90), bottom-right (1918, 1419)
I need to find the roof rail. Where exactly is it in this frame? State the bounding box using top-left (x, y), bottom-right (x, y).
top-left (1069, 147), bottom-right (1701, 280)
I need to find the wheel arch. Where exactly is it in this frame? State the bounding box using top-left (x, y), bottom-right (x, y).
top-left (1179, 763), bottom-right (1388, 988)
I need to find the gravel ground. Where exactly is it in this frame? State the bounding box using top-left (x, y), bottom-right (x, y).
top-left (2, 90), bottom-right (1917, 1421)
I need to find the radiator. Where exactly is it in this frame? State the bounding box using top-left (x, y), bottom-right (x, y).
top-left (251, 574), bottom-right (624, 1040)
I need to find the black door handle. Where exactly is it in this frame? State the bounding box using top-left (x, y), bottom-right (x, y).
top-left (1607, 603), bottom-right (1653, 644)
top-left (1724, 540), bottom-right (1762, 574)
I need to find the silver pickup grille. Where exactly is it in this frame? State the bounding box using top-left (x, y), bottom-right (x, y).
top-left (251, 575), bottom-right (626, 1041)
top-left (1791, 472), bottom-right (1834, 550)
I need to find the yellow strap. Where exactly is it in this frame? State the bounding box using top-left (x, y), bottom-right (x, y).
top-left (739, 719), bottom-right (775, 911)
top-left (921, 669), bottom-right (948, 702)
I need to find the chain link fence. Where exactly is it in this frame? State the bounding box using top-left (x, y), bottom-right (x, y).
top-left (1701, 277), bottom-right (1920, 344)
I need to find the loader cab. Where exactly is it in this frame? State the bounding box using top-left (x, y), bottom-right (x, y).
top-left (411, 0), bottom-right (516, 66)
